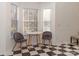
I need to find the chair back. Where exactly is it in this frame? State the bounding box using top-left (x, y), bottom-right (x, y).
top-left (13, 32), bottom-right (24, 42)
top-left (42, 31), bottom-right (52, 40)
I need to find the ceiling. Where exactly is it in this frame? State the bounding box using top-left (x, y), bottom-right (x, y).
top-left (11, 2), bottom-right (54, 9)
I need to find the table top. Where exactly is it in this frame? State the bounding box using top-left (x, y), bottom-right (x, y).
top-left (26, 32), bottom-right (42, 34)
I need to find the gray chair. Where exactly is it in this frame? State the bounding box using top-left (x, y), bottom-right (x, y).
top-left (12, 32), bottom-right (27, 51)
top-left (42, 31), bottom-right (52, 45)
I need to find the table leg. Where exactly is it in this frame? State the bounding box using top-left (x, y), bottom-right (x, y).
top-left (27, 35), bottom-right (30, 46)
top-left (38, 34), bottom-right (40, 44)
top-left (36, 34), bottom-right (38, 45)
top-left (29, 35), bottom-right (32, 46)
top-left (77, 39), bottom-right (78, 45)
top-left (37, 34), bottom-right (42, 46)
top-left (70, 36), bottom-right (73, 44)
top-left (37, 34), bottom-right (38, 45)
top-left (28, 34), bottom-right (32, 46)
top-left (49, 40), bottom-right (52, 46)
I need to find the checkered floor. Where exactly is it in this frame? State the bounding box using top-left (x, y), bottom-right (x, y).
top-left (13, 42), bottom-right (79, 56)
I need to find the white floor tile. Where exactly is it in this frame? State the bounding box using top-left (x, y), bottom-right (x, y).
top-left (39, 53), bottom-right (49, 56)
top-left (53, 50), bottom-right (62, 54)
top-left (35, 47), bottom-right (42, 50)
top-left (74, 50), bottom-right (79, 53)
top-left (43, 49), bottom-right (51, 52)
top-left (64, 52), bottom-right (74, 56)
top-left (22, 49), bottom-right (29, 53)
top-left (30, 51), bottom-right (38, 55)
top-left (73, 46), bottom-right (79, 50)
top-left (64, 48), bottom-right (72, 52)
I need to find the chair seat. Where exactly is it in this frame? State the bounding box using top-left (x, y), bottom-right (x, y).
top-left (42, 31), bottom-right (52, 45)
top-left (12, 32), bottom-right (27, 51)
top-left (15, 39), bottom-right (27, 42)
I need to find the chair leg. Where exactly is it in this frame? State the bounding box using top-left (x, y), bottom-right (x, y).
top-left (42, 39), bottom-right (44, 45)
top-left (20, 42), bottom-right (22, 49)
top-left (26, 40), bottom-right (27, 47)
top-left (12, 42), bottom-right (17, 52)
top-left (49, 40), bottom-right (51, 46)
top-left (36, 35), bottom-right (39, 46)
top-left (49, 40), bottom-right (52, 46)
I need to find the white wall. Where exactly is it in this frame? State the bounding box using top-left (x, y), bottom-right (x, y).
top-left (55, 2), bottom-right (79, 45)
top-left (0, 3), bottom-right (6, 55)
top-left (5, 3), bottom-right (15, 55)
top-left (0, 3), bottom-right (14, 55)
top-left (39, 2), bottom-right (54, 9)
top-left (13, 2), bottom-right (41, 9)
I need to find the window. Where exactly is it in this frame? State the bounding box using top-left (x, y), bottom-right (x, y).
top-left (23, 8), bottom-right (38, 33)
top-left (43, 9), bottom-right (51, 31)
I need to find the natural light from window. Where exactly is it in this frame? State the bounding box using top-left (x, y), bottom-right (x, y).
top-left (43, 9), bottom-right (51, 31)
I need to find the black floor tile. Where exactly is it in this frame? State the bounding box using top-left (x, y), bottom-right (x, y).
top-left (41, 46), bottom-right (47, 49)
top-left (13, 50), bottom-right (21, 54)
top-left (47, 51), bottom-right (56, 56)
top-left (22, 52), bottom-right (30, 56)
top-left (69, 51), bottom-right (79, 56)
top-left (49, 48), bottom-right (57, 51)
top-left (37, 50), bottom-right (45, 53)
top-left (22, 47), bottom-right (27, 49)
top-left (32, 54), bottom-right (40, 56)
top-left (59, 46), bottom-right (66, 48)
top-left (58, 49), bottom-right (67, 52)
top-left (28, 48), bottom-right (35, 51)
top-left (57, 54), bottom-right (67, 56)
top-left (68, 47), bottom-right (77, 50)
